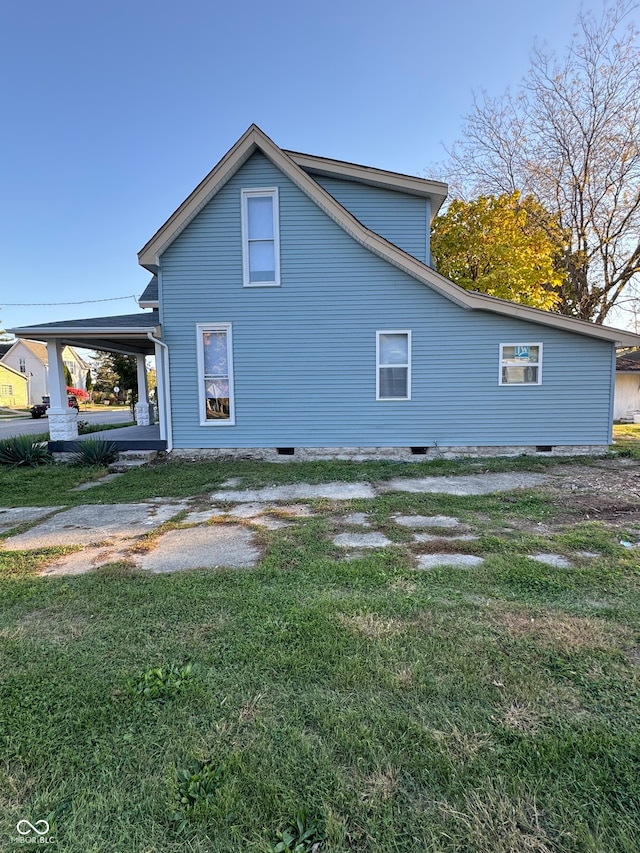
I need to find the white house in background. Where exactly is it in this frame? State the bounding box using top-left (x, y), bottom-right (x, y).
top-left (615, 351), bottom-right (640, 421)
top-left (0, 339), bottom-right (89, 405)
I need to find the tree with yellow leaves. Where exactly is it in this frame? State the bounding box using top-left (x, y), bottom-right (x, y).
top-left (431, 192), bottom-right (565, 311)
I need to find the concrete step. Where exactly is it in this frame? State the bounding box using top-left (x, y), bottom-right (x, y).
top-left (108, 449), bottom-right (158, 473)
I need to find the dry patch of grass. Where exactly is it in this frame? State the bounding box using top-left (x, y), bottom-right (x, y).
top-left (337, 612), bottom-right (407, 639)
top-left (432, 725), bottom-right (492, 761)
top-left (439, 782), bottom-right (556, 853)
top-left (486, 604), bottom-right (631, 651)
top-left (501, 701), bottom-right (541, 735)
top-left (13, 607), bottom-right (92, 644)
top-left (361, 765), bottom-right (398, 802)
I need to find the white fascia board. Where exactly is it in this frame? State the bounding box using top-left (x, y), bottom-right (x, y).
top-left (286, 150), bottom-right (448, 213)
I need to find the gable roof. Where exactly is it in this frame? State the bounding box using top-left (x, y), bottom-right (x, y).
top-left (0, 361), bottom-right (28, 382)
top-left (139, 275), bottom-right (158, 308)
top-left (617, 350), bottom-right (640, 371)
top-left (138, 124), bottom-right (640, 348)
top-left (19, 339), bottom-right (48, 362)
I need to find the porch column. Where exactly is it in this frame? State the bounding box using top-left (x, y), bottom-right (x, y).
top-left (134, 353), bottom-right (150, 426)
top-left (154, 340), bottom-right (167, 441)
top-left (47, 339), bottom-right (78, 440)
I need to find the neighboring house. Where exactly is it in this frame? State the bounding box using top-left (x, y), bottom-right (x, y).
top-left (615, 350), bottom-right (640, 421)
top-left (0, 339), bottom-right (88, 405)
top-left (9, 125), bottom-right (640, 454)
top-left (0, 363), bottom-right (29, 409)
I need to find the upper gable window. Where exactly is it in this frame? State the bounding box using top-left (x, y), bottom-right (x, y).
top-left (499, 343), bottom-right (542, 385)
top-left (241, 188), bottom-right (280, 287)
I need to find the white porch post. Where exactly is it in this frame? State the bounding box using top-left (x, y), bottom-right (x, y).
top-left (47, 339), bottom-right (78, 440)
top-left (153, 340), bottom-right (167, 441)
top-left (134, 353), bottom-right (150, 426)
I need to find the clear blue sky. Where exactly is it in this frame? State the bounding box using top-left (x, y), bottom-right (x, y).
top-left (1, 0), bottom-right (591, 331)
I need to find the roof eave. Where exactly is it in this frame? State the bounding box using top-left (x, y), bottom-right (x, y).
top-left (285, 150), bottom-right (448, 214)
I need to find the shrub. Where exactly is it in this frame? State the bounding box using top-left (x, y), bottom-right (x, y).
top-left (70, 438), bottom-right (119, 466)
top-left (0, 435), bottom-right (53, 467)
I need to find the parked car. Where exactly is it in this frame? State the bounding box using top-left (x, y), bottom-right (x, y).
top-left (30, 395), bottom-right (80, 418)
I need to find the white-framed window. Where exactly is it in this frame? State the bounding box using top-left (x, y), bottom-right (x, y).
top-left (499, 343), bottom-right (543, 385)
top-left (241, 188), bottom-right (280, 287)
top-left (1, 384), bottom-right (13, 396)
top-left (196, 324), bottom-right (235, 425)
top-left (18, 358), bottom-right (26, 373)
top-left (376, 331), bottom-right (411, 400)
top-left (64, 360), bottom-right (75, 376)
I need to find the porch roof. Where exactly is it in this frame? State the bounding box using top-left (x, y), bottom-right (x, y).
top-left (8, 311), bottom-right (160, 355)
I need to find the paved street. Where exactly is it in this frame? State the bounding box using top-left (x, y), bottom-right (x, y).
top-left (0, 409), bottom-right (133, 439)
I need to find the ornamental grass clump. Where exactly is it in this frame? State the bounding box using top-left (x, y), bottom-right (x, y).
top-left (70, 438), bottom-right (119, 466)
top-left (0, 435), bottom-right (53, 467)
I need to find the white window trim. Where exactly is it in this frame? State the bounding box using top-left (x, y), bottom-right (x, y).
top-left (196, 323), bottom-right (236, 426)
top-left (499, 342), bottom-right (543, 386)
top-left (241, 187), bottom-right (281, 287)
top-left (376, 330), bottom-right (412, 401)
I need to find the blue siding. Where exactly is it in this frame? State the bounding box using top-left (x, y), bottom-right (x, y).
top-left (313, 176), bottom-right (429, 262)
top-left (160, 152), bottom-right (614, 449)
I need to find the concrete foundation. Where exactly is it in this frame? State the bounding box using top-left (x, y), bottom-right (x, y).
top-left (170, 444), bottom-right (609, 462)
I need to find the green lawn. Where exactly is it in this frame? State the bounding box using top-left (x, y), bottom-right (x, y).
top-left (1, 455), bottom-right (639, 851)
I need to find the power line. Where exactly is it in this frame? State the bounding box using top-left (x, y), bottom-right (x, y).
top-left (2, 295), bottom-right (139, 306)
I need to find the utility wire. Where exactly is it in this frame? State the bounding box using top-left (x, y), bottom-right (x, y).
top-left (2, 295), bottom-right (139, 306)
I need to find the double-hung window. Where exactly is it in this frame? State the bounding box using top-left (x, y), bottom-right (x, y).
top-left (377, 331), bottom-right (411, 400)
top-left (241, 188), bottom-right (280, 286)
top-left (197, 324), bottom-right (235, 425)
top-left (499, 343), bottom-right (542, 385)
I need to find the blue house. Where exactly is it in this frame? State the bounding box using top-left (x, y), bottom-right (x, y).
top-left (12, 125), bottom-right (640, 457)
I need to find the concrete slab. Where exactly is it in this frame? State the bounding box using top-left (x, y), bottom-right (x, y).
top-left (0, 506), bottom-right (62, 534)
top-left (212, 482), bottom-right (376, 502)
top-left (333, 532), bottom-right (392, 548)
top-left (2, 502), bottom-right (188, 550)
top-left (416, 554), bottom-right (485, 570)
top-left (527, 553), bottom-right (573, 568)
top-left (136, 525), bottom-right (260, 572)
top-left (383, 472), bottom-right (547, 496)
top-left (41, 544), bottom-right (131, 576)
top-left (71, 473), bottom-right (123, 491)
top-left (395, 514), bottom-right (461, 528)
top-left (414, 533), bottom-right (478, 542)
top-left (343, 513), bottom-right (372, 527)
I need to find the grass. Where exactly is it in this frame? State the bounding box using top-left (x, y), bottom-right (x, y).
top-left (0, 455), bottom-right (639, 850)
top-left (612, 422), bottom-right (640, 458)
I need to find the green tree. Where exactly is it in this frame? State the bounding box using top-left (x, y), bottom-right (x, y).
top-left (438, 0), bottom-right (640, 323)
top-left (85, 368), bottom-right (93, 394)
top-left (431, 193), bottom-right (564, 311)
top-left (92, 352), bottom-right (138, 402)
top-left (64, 364), bottom-right (73, 387)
